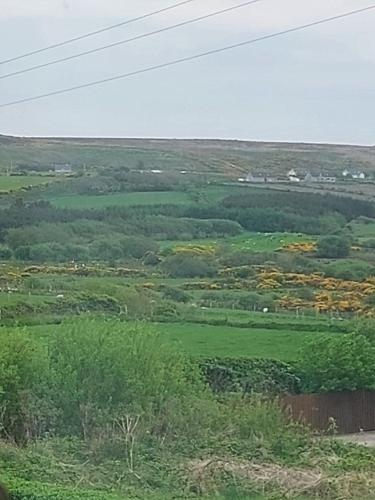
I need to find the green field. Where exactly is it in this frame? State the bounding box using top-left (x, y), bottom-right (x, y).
top-left (0, 292), bottom-right (55, 306)
top-left (48, 190), bottom-right (192, 208)
top-left (47, 185), bottom-right (245, 209)
top-left (0, 175), bottom-right (54, 190)
top-left (350, 220), bottom-right (375, 239)
top-left (181, 306), bottom-right (346, 328)
top-left (0, 312), bottom-right (331, 362)
top-left (154, 322), bottom-right (321, 360)
top-left (229, 232), bottom-right (314, 251)
top-left (163, 231), bottom-right (314, 252)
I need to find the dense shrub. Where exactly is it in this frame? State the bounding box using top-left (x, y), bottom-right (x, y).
top-left (162, 254), bottom-right (218, 278)
top-left (0, 330), bottom-right (52, 443)
top-left (316, 235), bottom-right (351, 258)
top-left (200, 358), bottom-right (301, 394)
top-left (362, 238), bottom-right (375, 249)
top-left (7, 478), bottom-right (120, 500)
top-left (0, 320), bottom-right (209, 442)
top-left (0, 245), bottom-right (12, 260)
top-left (89, 240), bottom-right (124, 261)
top-left (324, 260), bottom-right (375, 281)
top-left (298, 333), bottom-right (375, 393)
top-left (14, 246), bottom-right (31, 261)
top-left (161, 286), bottom-right (191, 303)
top-left (118, 236), bottom-right (158, 259)
top-left (28, 243), bottom-right (89, 262)
top-left (222, 190), bottom-right (375, 220)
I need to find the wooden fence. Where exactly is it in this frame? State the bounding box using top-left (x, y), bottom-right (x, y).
top-left (281, 390), bottom-right (375, 434)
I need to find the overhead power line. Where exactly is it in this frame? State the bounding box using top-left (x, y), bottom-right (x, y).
top-left (1, 4), bottom-right (374, 109)
top-left (0, 0), bottom-right (199, 65)
top-left (0, 0), bottom-right (263, 81)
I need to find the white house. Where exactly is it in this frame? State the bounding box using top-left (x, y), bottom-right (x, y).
top-left (287, 169), bottom-right (300, 182)
top-left (342, 170), bottom-right (366, 180)
top-left (246, 172), bottom-right (266, 183)
top-left (54, 163), bottom-right (72, 174)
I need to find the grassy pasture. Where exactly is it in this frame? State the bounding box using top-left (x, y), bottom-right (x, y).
top-left (0, 175), bottom-right (54, 190)
top-left (153, 322), bottom-right (323, 360)
top-left (228, 232), bottom-right (314, 252)
top-left (47, 185), bottom-right (245, 209)
top-left (183, 306), bottom-right (348, 329)
top-left (48, 191), bottom-right (192, 208)
top-left (162, 231), bottom-right (314, 252)
top-left (0, 311), bottom-right (333, 361)
top-left (350, 220), bottom-right (375, 239)
top-left (0, 292), bottom-right (55, 306)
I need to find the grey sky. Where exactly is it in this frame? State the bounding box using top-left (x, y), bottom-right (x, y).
top-left (0, 0), bottom-right (374, 144)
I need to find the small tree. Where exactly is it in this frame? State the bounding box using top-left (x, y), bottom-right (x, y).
top-left (316, 235), bottom-right (351, 258)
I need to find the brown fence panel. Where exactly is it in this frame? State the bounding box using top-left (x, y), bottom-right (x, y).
top-left (281, 390), bottom-right (375, 434)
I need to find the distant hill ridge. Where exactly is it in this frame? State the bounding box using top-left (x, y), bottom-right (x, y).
top-left (0, 135), bottom-right (374, 177)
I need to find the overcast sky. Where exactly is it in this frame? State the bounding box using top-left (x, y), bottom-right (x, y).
top-left (0, 0), bottom-right (374, 144)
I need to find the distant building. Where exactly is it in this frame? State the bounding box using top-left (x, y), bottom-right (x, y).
top-left (246, 172), bottom-right (267, 183)
top-left (288, 175), bottom-right (301, 183)
top-left (342, 170), bottom-right (366, 180)
top-left (318, 175), bottom-right (336, 183)
top-left (54, 163), bottom-right (72, 174)
top-left (304, 172), bottom-right (318, 183)
top-left (352, 172), bottom-right (366, 180)
top-left (287, 168), bottom-right (300, 182)
top-left (304, 172), bottom-right (336, 183)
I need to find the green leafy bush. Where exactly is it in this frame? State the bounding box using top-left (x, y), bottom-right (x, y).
top-left (316, 235), bottom-right (351, 259)
top-left (324, 260), bottom-right (374, 280)
top-left (6, 477), bottom-right (120, 499)
top-left (161, 286), bottom-right (191, 303)
top-left (162, 254), bottom-right (218, 278)
top-left (0, 330), bottom-right (53, 443)
top-left (200, 358), bottom-right (300, 394)
top-left (46, 320), bottom-right (208, 437)
top-left (299, 333), bottom-right (375, 393)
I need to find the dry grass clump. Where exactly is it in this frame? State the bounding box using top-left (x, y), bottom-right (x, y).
top-left (187, 458), bottom-right (375, 498)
